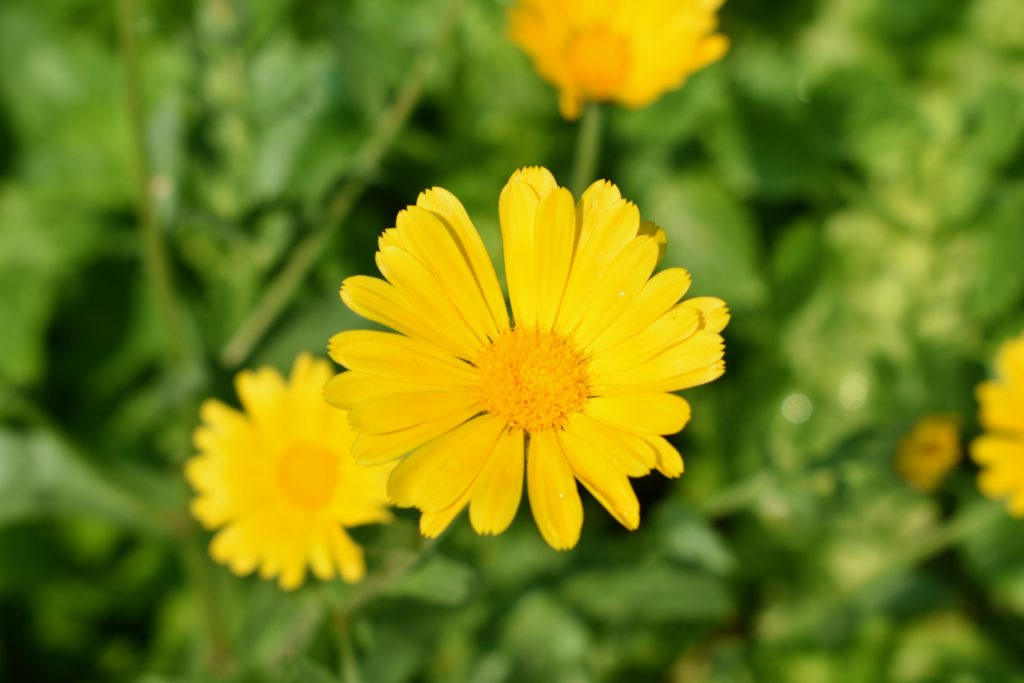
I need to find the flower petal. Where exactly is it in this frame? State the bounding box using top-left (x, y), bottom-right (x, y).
top-left (559, 423), bottom-right (640, 530)
top-left (533, 187), bottom-right (577, 331)
top-left (396, 206), bottom-right (501, 341)
top-left (347, 390), bottom-right (480, 435)
top-left (585, 267), bottom-right (691, 355)
top-left (340, 275), bottom-right (477, 358)
top-left (586, 393), bottom-right (692, 435)
top-left (328, 330), bottom-right (477, 387)
top-left (416, 186), bottom-right (510, 333)
top-left (527, 430), bottom-right (583, 550)
top-left (571, 236), bottom-right (660, 344)
top-left (351, 408), bottom-right (479, 465)
top-left (469, 428), bottom-right (525, 535)
top-left (388, 416), bottom-right (505, 512)
top-left (591, 330), bottom-right (725, 395)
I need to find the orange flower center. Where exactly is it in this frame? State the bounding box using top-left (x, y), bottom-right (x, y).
top-left (476, 328), bottom-right (590, 433)
top-left (565, 28), bottom-right (630, 99)
top-left (276, 443), bottom-right (338, 509)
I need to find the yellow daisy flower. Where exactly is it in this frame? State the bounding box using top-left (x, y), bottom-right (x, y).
top-left (972, 332), bottom-right (1024, 516)
top-left (326, 167), bottom-right (728, 550)
top-left (186, 353), bottom-right (393, 590)
top-left (508, 0), bottom-right (729, 119)
top-left (895, 415), bottom-right (961, 492)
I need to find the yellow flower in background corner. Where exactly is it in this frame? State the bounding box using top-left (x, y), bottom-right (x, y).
top-left (895, 415), bottom-right (961, 492)
top-left (972, 332), bottom-right (1024, 516)
top-left (508, 0), bottom-right (729, 119)
top-left (326, 167), bottom-right (728, 550)
top-left (186, 354), bottom-right (393, 590)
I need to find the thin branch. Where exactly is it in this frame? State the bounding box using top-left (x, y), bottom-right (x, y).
top-left (220, 0), bottom-right (467, 368)
top-left (117, 0), bottom-right (185, 364)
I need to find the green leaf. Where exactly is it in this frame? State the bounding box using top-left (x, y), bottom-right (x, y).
top-left (384, 555), bottom-right (475, 606)
top-left (646, 174), bottom-right (765, 311)
top-left (0, 429), bottom-right (159, 531)
top-left (563, 560), bottom-right (733, 624)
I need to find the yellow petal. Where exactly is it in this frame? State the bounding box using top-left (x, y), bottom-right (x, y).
top-left (328, 330), bottom-right (477, 387)
top-left (588, 305), bottom-right (701, 377)
top-left (327, 526), bottom-right (366, 583)
top-left (308, 529), bottom-right (335, 581)
top-left (420, 485), bottom-right (473, 538)
top-left (396, 206), bottom-right (501, 341)
top-left (680, 296), bottom-right (731, 334)
top-left (347, 390), bottom-right (480, 435)
top-left (637, 221), bottom-right (667, 264)
top-left (469, 428), bottom-right (525, 535)
top-left (415, 186), bottom-right (510, 333)
top-left (563, 413), bottom-right (655, 477)
top-left (559, 422), bottom-right (640, 530)
top-left (376, 246), bottom-right (487, 354)
top-left (340, 275), bottom-right (477, 359)
top-left (499, 172), bottom-right (546, 327)
top-left (235, 367), bottom-right (289, 447)
top-left (555, 198), bottom-right (639, 335)
top-left (585, 267), bottom-right (691, 355)
top-left (526, 430), bottom-right (583, 550)
top-left (533, 187), bottom-right (577, 331)
top-left (586, 393), bottom-right (692, 435)
top-left (591, 330), bottom-right (725, 395)
top-left (387, 416), bottom-right (505, 512)
top-left (571, 236), bottom-right (660, 344)
top-left (351, 408), bottom-right (479, 465)
top-left (322, 371), bottom-right (425, 410)
top-left (643, 435), bottom-right (685, 478)
top-left (977, 382), bottom-right (1024, 438)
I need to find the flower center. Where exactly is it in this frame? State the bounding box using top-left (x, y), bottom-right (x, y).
top-left (276, 443), bottom-right (339, 509)
top-left (565, 28), bottom-right (630, 99)
top-left (476, 328), bottom-right (590, 433)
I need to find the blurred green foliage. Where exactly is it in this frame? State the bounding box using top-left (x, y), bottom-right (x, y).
top-left (2, 0), bottom-right (1024, 681)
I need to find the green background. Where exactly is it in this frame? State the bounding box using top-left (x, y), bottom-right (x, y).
top-left (3, 0), bottom-right (1024, 680)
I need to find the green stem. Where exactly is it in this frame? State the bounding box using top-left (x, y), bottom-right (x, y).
top-left (116, 0), bottom-right (185, 365)
top-left (571, 103), bottom-right (603, 196)
top-left (333, 611), bottom-right (362, 683)
top-left (185, 538), bottom-right (234, 677)
top-left (339, 537), bottom-right (439, 617)
top-left (219, 0), bottom-right (467, 368)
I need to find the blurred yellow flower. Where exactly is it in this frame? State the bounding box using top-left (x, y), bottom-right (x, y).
top-left (508, 0), bottom-right (729, 119)
top-left (186, 354), bottom-right (393, 590)
top-left (327, 167), bottom-right (727, 550)
top-left (972, 333), bottom-right (1024, 516)
top-left (895, 415), bottom-right (961, 492)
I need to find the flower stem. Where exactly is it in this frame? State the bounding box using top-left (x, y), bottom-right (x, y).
top-left (116, 0), bottom-right (185, 365)
top-left (219, 0), bottom-right (467, 368)
top-left (333, 611), bottom-right (362, 683)
top-left (571, 103), bottom-right (603, 196)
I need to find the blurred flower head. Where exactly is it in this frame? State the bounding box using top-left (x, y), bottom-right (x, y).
top-left (508, 0), bottom-right (729, 119)
top-left (328, 166), bottom-right (728, 550)
top-left (895, 415), bottom-right (961, 492)
top-left (186, 354), bottom-right (393, 590)
top-left (972, 333), bottom-right (1024, 516)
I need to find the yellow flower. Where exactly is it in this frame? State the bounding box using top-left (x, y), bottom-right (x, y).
top-left (972, 332), bottom-right (1024, 516)
top-left (895, 415), bottom-right (961, 492)
top-left (186, 354), bottom-right (393, 590)
top-left (508, 0), bottom-right (729, 119)
top-left (326, 167), bottom-right (728, 550)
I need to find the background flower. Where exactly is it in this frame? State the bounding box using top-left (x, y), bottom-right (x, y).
top-left (186, 354), bottom-right (393, 589)
top-left (509, 0), bottom-right (728, 118)
top-left (973, 334), bottom-right (1024, 515)
top-left (895, 415), bottom-right (961, 492)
